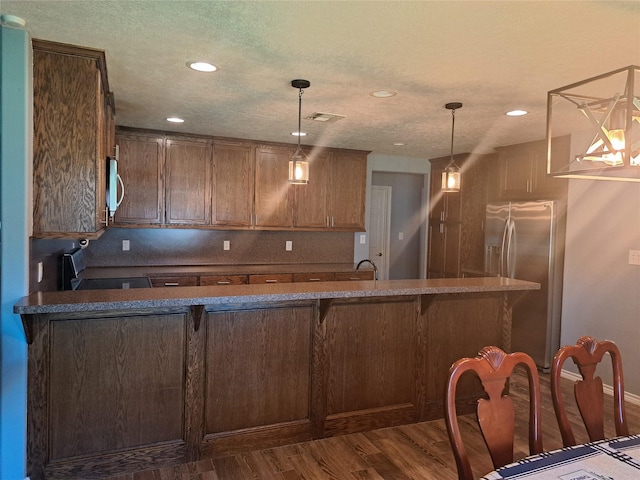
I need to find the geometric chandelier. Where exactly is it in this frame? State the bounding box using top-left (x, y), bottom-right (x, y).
top-left (547, 65), bottom-right (640, 182)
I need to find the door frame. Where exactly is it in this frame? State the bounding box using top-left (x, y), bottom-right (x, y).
top-left (369, 185), bottom-right (392, 280)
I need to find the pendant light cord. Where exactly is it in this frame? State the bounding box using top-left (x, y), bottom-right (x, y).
top-left (296, 88), bottom-right (304, 154)
top-left (450, 107), bottom-right (456, 163)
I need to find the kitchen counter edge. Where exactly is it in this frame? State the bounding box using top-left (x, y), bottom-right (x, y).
top-left (15, 277), bottom-right (540, 315)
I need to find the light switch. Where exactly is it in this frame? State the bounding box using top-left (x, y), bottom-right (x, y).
top-left (286, 241), bottom-right (293, 251)
top-left (360, 234), bottom-right (366, 244)
top-left (399, 232), bottom-right (404, 240)
top-left (223, 240), bottom-right (230, 251)
top-left (122, 239), bottom-right (130, 251)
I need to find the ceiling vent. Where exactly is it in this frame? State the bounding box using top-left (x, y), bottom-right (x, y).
top-left (306, 112), bottom-right (346, 123)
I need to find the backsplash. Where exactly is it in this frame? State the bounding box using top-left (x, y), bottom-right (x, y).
top-left (32, 228), bottom-right (356, 291)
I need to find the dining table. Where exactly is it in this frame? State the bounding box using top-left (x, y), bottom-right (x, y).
top-left (481, 435), bottom-right (640, 479)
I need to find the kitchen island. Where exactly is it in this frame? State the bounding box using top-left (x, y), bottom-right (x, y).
top-left (15, 277), bottom-right (538, 479)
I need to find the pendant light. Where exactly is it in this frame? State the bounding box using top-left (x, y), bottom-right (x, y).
top-left (547, 65), bottom-right (640, 182)
top-left (289, 79), bottom-right (311, 184)
top-left (442, 102), bottom-right (462, 192)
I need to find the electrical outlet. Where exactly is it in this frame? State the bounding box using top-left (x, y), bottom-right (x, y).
top-left (223, 240), bottom-right (230, 251)
top-left (629, 250), bottom-right (640, 265)
top-left (122, 239), bottom-right (130, 251)
top-left (399, 232), bottom-right (404, 240)
top-left (360, 234), bottom-right (366, 244)
top-left (37, 262), bottom-right (43, 283)
top-left (285, 241), bottom-right (293, 251)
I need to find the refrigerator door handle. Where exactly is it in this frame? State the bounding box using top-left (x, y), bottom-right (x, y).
top-left (500, 219), bottom-right (509, 277)
top-left (506, 218), bottom-right (516, 278)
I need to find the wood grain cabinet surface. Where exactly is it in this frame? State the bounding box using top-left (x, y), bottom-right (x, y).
top-left (254, 145), bottom-right (296, 228)
top-left (148, 276), bottom-right (199, 287)
top-left (491, 136), bottom-right (570, 200)
top-left (32, 40), bottom-right (114, 238)
top-left (165, 137), bottom-right (213, 225)
top-left (211, 141), bottom-right (254, 227)
top-left (428, 153), bottom-right (491, 278)
top-left (113, 130), bottom-right (164, 225)
top-left (293, 148), bottom-right (367, 230)
top-left (199, 274), bottom-right (248, 286)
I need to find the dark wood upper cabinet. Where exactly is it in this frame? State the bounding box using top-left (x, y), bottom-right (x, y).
top-left (491, 136), bottom-right (570, 201)
top-left (107, 128), bottom-right (368, 232)
top-left (254, 145), bottom-right (295, 228)
top-left (293, 147), bottom-right (332, 229)
top-left (32, 40), bottom-right (113, 238)
top-left (211, 141), bottom-right (254, 227)
top-left (113, 130), bottom-right (164, 225)
top-left (293, 147), bottom-right (367, 230)
top-left (165, 137), bottom-right (212, 225)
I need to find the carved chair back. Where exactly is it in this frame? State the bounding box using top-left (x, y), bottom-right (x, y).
top-left (445, 346), bottom-right (543, 480)
top-left (550, 336), bottom-right (628, 447)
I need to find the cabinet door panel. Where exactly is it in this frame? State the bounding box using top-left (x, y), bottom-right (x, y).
top-left (205, 307), bottom-right (312, 432)
top-left (499, 144), bottom-right (532, 197)
top-left (33, 48), bottom-right (102, 235)
top-left (49, 314), bottom-right (186, 459)
top-left (294, 149), bottom-right (331, 228)
top-left (443, 223), bottom-right (461, 277)
top-left (254, 146), bottom-right (294, 227)
top-left (165, 138), bottom-right (212, 225)
top-left (212, 143), bottom-right (254, 226)
top-left (330, 151), bottom-right (367, 229)
top-left (114, 132), bottom-right (164, 224)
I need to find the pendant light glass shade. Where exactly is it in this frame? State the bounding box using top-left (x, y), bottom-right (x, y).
top-left (441, 102), bottom-right (462, 192)
top-left (289, 151), bottom-right (310, 184)
top-left (289, 79), bottom-right (310, 184)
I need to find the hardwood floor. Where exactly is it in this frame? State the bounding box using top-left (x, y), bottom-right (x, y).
top-left (107, 370), bottom-right (640, 480)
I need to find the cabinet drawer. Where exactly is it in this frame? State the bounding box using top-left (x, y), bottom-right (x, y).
top-left (200, 275), bottom-right (248, 286)
top-left (293, 272), bottom-right (336, 282)
top-left (149, 276), bottom-right (198, 287)
top-left (335, 271), bottom-right (374, 281)
top-left (248, 273), bottom-right (293, 284)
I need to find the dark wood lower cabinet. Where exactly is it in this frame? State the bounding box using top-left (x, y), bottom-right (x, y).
top-left (26, 291), bottom-right (513, 479)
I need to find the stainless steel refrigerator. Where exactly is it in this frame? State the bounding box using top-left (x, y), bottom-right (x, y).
top-left (484, 200), bottom-right (566, 371)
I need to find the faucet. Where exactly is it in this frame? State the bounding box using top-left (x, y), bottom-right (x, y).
top-left (356, 259), bottom-right (378, 280)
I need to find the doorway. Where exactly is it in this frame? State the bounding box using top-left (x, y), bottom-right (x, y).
top-left (370, 172), bottom-right (428, 280)
top-left (369, 186), bottom-right (391, 280)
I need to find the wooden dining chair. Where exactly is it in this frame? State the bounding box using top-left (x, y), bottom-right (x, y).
top-left (550, 336), bottom-right (629, 447)
top-left (445, 346), bottom-right (543, 480)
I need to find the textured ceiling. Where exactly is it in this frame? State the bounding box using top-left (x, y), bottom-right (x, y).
top-left (2, 1), bottom-right (640, 160)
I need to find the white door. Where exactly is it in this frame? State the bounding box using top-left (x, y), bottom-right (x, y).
top-left (369, 185), bottom-right (391, 280)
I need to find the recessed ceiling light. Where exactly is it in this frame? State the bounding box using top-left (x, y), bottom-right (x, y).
top-left (506, 109), bottom-right (528, 116)
top-left (291, 131), bottom-right (307, 137)
top-left (166, 117), bottom-right (185, 123)
top-left (187, 61), bottom-right (217, 73)
top-left (370, 90), bottom-right (397, 98)
top-left (393, 142), bottom-right (406, 146)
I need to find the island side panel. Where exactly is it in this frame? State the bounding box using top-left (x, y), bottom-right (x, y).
top-left (323, 297), bottom-right (417, 436)
top-left (200, 303), bottom-right (315, 457)
top-left (419, 292), bottom-right (505, 421)
top-left (28, 309), bottom-right (191, 480)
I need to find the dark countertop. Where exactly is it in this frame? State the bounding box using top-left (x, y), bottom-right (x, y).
top-left (15, 277), bottom-right (540, 315)
top-left (79, 263), bottom-right (368, 279)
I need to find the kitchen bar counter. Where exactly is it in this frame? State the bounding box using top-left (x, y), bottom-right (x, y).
top-left (17, 277), bottom-right (538, 480)
top-left (15, 277), bottom-right (538, 315)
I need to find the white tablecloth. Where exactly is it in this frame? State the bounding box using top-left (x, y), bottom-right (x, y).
top-left (481, 435), bottom-right (640, 479)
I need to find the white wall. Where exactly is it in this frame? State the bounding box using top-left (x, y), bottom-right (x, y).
top-left (354, 153), bottom-right (430, 265)
top-left (562, 179), bottom-right (640, 393)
